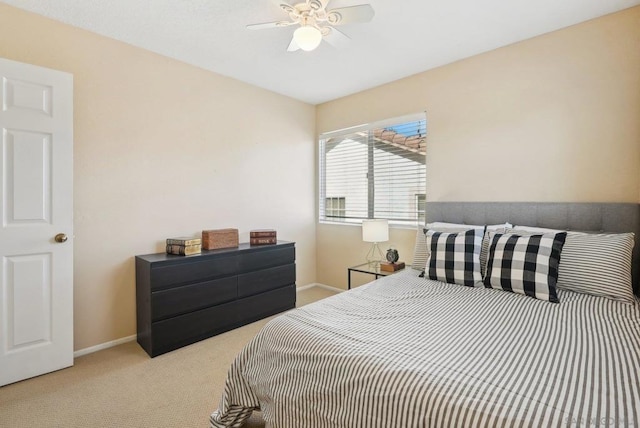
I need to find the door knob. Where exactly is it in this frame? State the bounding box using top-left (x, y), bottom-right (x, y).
top-left (54, 233), bottom-right (68, 243)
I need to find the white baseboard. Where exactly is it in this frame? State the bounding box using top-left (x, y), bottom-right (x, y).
top-left (74, 334), bottom-right (136, 358)
top-left (297, 282), bottom-right (345, 293)
top-left (73, 285), bottom-right (344, 358)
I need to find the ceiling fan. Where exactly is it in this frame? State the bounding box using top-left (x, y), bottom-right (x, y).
top-left (247, 0), bottom-right (375, 52)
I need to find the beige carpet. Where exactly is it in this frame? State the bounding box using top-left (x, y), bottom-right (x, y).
top-left (0, 286), bottom-right (339, 428)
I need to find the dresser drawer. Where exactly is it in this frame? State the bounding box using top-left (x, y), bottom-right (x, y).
top-left (136, 241), bottom-right (296, 357)
top-left (150, 254), bottom-right (238, 290)
top-left (239, 246), bottom-right (295, 272)
top-left (237, 263), bottom-right (295, 298)
top-left (151, 276), bottom-right (237, 321)
top-left (237, 284), bottom-right (296, 323)
top-left (151, 300), bottom-right (238, 356)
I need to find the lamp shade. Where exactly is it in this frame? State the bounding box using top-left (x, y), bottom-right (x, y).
top-left (362, 219), bottom-right (389, 243)
top-left (293, 26), bottom-right (322, 51)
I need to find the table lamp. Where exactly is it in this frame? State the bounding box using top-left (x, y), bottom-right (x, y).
top-left (362, 219), bottom-right (389, 265)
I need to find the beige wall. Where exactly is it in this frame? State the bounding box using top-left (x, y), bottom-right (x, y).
top-left (0, 4), bottom-right (317, 351)
top-left (2, 3), bottom-right (639, 348)
top-left (316, 7), bottom-right (640, 289)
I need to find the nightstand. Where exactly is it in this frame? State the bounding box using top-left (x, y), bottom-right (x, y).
top-left (347, 262), bottom-right (406, 289)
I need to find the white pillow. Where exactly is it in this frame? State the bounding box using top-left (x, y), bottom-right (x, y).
top-left (487, 223), bottom-right (513, 231)
top-left (426, 222), bottom-right (484, 230)
top-left (425, 222), bottom-right (512, 231)
top-left (510, 225), bottom-right (564, 234)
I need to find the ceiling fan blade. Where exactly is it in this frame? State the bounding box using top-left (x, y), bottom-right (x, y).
top-left (326, 4), bottom-right (375, 26)
top-left (322, 26), bottom-right (350, 48)
top-left (287, 36), bottom-right (301, 52)
top-left (247, 20), bottom-right (295, 30)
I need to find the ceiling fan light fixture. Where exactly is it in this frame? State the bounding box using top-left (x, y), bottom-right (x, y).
top-left (293, 25), bottom-right (322, 51)
top-left (247, 1), bottom-right (374, 53)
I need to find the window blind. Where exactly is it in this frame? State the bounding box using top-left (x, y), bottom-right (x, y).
top-left (319, 113), bottom-right (426, 226)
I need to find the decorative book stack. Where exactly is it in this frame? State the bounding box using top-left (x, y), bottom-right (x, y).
top-left (166, 237), bottom-right (202, 256)
top-left (250, 229), bottom-right (277, 245)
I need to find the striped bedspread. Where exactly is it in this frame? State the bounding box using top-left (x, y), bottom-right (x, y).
top-left (210, 269), bottom-right (640, 427)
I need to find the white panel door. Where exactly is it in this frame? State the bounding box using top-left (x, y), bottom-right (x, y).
top-left (0, 57), bottom-right (73, 386)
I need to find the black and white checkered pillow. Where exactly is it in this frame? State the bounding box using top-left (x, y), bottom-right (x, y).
top-left (484, 232), bottom-right (567, 302)
top-left (421, 225), bottom-right (483, 274)
top-left (480, 223), bottom-right (512, 277)
top-left (425, 228), bottom-right (483, 287)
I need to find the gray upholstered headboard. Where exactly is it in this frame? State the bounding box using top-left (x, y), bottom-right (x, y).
top-left (425, 202), bottom-right (640, 296)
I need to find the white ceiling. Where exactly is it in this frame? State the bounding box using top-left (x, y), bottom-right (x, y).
top-left (3, 0), bottom-right (639, 105)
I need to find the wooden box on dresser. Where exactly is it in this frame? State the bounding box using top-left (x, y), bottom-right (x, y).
top-left (135, 241), bottom-right (296, 357)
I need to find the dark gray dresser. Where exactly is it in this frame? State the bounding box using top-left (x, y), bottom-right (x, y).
top-left (135, 241), bottom-right (296, 357)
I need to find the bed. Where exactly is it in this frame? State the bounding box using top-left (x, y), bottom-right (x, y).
top-left (210, 202), bottom-right (640, 427)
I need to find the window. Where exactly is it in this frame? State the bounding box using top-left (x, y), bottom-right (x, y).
top-left (416, 194), bottom-right (426, 224)
top-left (325, 197), bottom-right (346, 218)
top-left (319, 113), bottom-right (426, 226)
